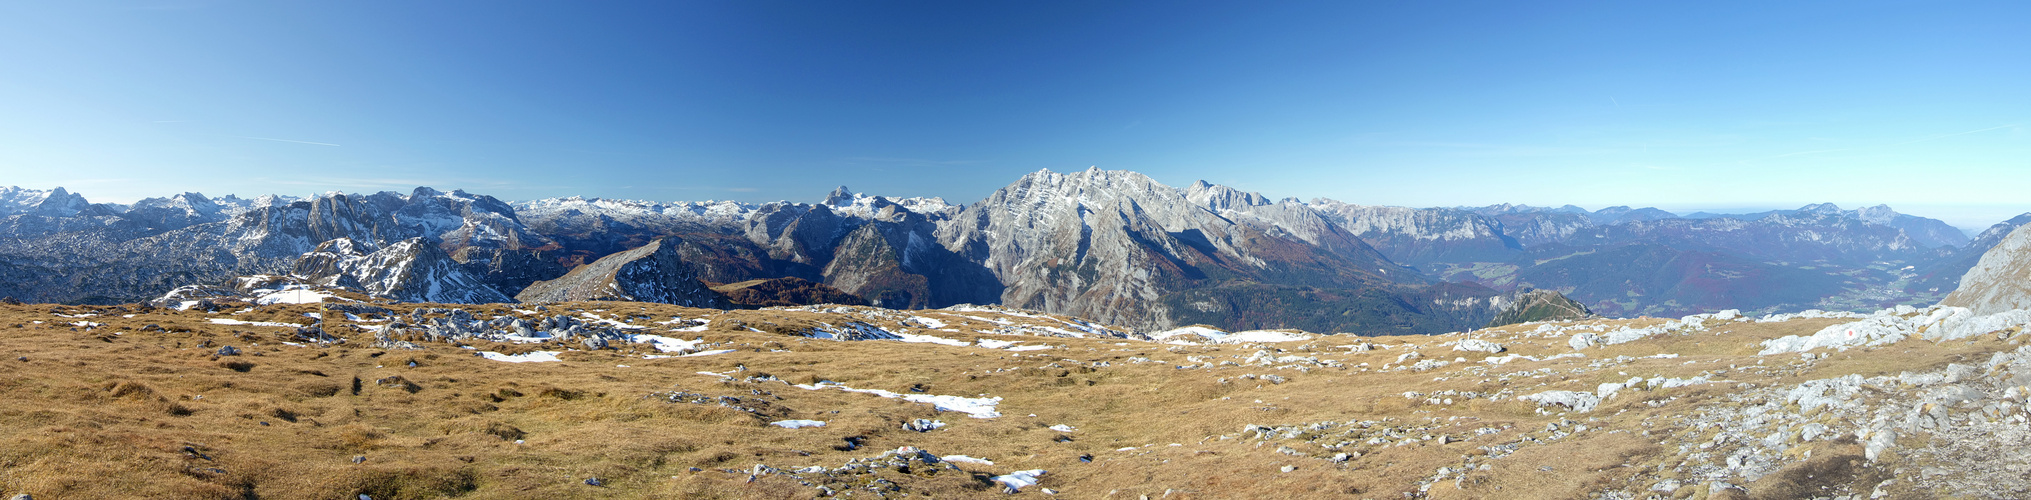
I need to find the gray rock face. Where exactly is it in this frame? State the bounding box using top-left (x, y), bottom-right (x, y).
top-left (515, 237), bottom-right (731, 308)
top-left (511, 189), bottom-right (987, 310)
top-left (1309, 201), bottom-right (1518, 267)
top-left (1909, 212), bottom-right (2031, 294)
top-left (937, 168), bottom-right (1432, 331)
top-left (294, 237), bottom-right (513, 304)
top-left (0, 187), bottom-right (554, 304)
top-left (1940, 224), bottom-right (2031, 315)
top-left (449, 246), bottom-right (568, 297)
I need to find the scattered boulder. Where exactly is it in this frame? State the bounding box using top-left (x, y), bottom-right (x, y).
top-left (1568, 332), bottom-right (1602, 350)
top-left (1521, 390), bottom-right (1602, 413)
top-left (1452, 339), bottom-right (1505, 353)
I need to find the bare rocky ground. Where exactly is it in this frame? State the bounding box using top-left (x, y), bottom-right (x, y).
top-left (2, 293), bottom-right (2029, 499)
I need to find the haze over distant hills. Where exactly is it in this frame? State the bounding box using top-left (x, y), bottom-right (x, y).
top-left (0, 168), bottom-right (2017, 334)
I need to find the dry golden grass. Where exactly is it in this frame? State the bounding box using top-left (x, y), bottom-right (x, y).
top-left (0, 302), bottom-right (2010, 499)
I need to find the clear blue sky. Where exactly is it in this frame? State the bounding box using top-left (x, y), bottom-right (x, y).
top-left (1, 1), bottom-right (2026, 229)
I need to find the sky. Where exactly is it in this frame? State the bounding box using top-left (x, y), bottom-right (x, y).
top-left (0, 1), bottom-right (2026, 230)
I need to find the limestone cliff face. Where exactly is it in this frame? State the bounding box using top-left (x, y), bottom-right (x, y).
top-left (1308, 201), bottom-right (1519, 267)
top-left (0, 187), bottom-right (560, 304)
top-left (937, 168), bottom-right (1425, 331)
top-left (514, 237), bottom-right (731, 308)
top-left (1940, 224), bottom-right (2031, 315)
top-left (293, 237), bottom-right (513, 304)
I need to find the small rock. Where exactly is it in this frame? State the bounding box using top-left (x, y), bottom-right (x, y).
top-left (584, 477), bottom-right (603, 487)
top-left (216, 346), bottom-right (240, 357)
top-left (1568, 332), bottom-right (1602, 350)
top-left (352, 456), bottom-right (366, 464)
top-left (13, 493), bottom-right (31, 500)
top-left (1280, 465), bottom-right (1296, 473)
top-left (1651, 479), bottom-right (1682, 492)
top-left (1709, 481), bottom-right (1740, 496)
top-left (1866, 429), bottom-right (1897, 461)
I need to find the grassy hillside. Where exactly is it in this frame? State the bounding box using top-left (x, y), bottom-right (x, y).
top-left (0, 299), bottom-right (2020, 498)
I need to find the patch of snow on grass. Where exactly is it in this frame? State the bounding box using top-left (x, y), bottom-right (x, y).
top-left (895, 332), bottom-right (969, 347)
top-left (794, 382), bottom-right (1003, 419)
top-left (1151, 326), bottom-right (1227, 343)
top-left (479, 351), bottom-right (562, 363)
top-left (993, 470), bottom-right (1046, 491)
top-left (629, 334), bottom-right (703, 353)
top-left (909, 316), bottom-right (949, 329)
top-left (680, 349), bottom-right (736, 357)
top-left (942, 455), bottom-right (994, 465)
top-left (1153, 327), bottom-right (1312, 345)
top-left (208, 318), bottom-right (304, 328)
top-left (1220, 330), bottom-right (1315, 343)
top-left (770, 419), bottom-right (826, 429)
top-left (254, 288), bottom-right (337, 305)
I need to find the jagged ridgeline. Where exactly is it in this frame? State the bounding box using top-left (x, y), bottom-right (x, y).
top-left (0, 169), bottom-right (2006, 335)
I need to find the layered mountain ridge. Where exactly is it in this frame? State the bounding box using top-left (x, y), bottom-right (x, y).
top-left (1317, 198), bottom-right (1993, 317)
top-left (0, 170), bottom-right (2002, 334)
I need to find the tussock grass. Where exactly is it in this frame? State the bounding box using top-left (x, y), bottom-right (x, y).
top-left (0, 302), bottom-right (2014, 498)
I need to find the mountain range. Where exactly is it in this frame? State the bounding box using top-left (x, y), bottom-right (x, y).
top-left (0, 168), bottom-right (2012, 334)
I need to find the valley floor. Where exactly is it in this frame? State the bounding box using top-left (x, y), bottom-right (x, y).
top-left (1, 298), bottom-right (2027, 499)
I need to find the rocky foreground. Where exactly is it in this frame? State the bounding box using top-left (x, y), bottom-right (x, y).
top-left (3, 293), bottom-right (2031, 499)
